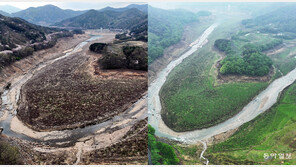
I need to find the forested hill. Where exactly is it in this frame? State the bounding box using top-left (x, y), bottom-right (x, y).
top-left (242, 5), bottom-right (296, 33)
top-left (99, 4), bottom-right (148, 13)
top-left (0, 10), bottom-right (10, 17)
top-left (11, 5), bottom-right (85, 26)
top-left (0, 14), bottom-right (56, 51)
top-left (148, 6), bottom-right (202, 64)
top-left (0, 14), bottom-right (73, 70)
top-left (54, 7), bottom-right (147, 30)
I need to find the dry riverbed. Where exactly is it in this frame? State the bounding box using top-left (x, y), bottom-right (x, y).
top-left (0, 31), bottom-right (148, 165)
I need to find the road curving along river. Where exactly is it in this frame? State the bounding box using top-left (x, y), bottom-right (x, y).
top-left (148, 22), bottom-right (296, 145)
top-left (0, 34), bottom-right (147, 147)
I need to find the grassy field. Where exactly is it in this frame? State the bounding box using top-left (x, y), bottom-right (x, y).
top-left (269, 44), bottom-right (296, 76)
top-left (160, 15), bottom-right (270, 132)
top-left (231, 31), bottom-right (281, 55)
top-left (206, 81), bottom-right (296, 165)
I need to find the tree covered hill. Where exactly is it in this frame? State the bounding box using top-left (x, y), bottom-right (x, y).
top-left (0, 10), bottom-right (10, 17)
top-left (11, 5), bottom-right (85, 26)
top-left (148, 6), bottom-right (202, 64)
top-left (99, 4), bottom-right (148, 13)
top-left (0, 5), bottom-right (21, 14)
top-left (242, 5), bottom-right (296, 34)
top-left (0, 14), bottom-right (73, 70)
top-left (54, 7), bottom-right (147, 30)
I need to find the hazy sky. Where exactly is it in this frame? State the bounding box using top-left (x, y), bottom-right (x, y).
top-left (0, 1), bottom-right (145, 10)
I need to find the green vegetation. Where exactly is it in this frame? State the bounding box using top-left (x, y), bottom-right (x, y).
top-left (206, 82), bottom-right (296, 165)
top-left (54, 8), bottom-right (147, 30)
top-left (219, 48), bottom-right (272, 76)
top-left (0, 140), bottom-right (22, 165)
top-left (174, 145), bottom-right (204, 165)
top-left (214, 39), bottom-right (232, 54)
top-left (148, 7), bottom-right (200, 64)
top-left (148, 125), bottom-right (179, 165)
top-left (160, 41), bottom-right (268, 131)
top-left (269, 45), bottom-right (296, 76)
top-left (160, 17), bottom-right (271, 132)
top-left (214, 34), bottom-right (282, 76)
top-left (242, 6), bottom-right (296, 34)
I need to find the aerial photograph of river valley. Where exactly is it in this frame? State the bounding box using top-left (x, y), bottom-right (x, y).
top-left (1, 0), bottom-right (296, 166)
top-left (148, 2), bottom-right (296, 165)
top-left (0, 1), bottom-right (147, 165)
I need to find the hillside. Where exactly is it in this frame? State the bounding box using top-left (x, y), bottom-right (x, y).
top-left (12, 5), bottom-right (85, 26)
top-left (0, 14), bottom-right (72, 70)
top-left (100, 4), bottom-right (147, 13)
top-left (54, 7), bottom-right (147, 30)
top-left (242, 5), bottom-right (296, 34)
top-left (148, 6), bottom-right (200, 63)
top-left (0, 10), bottom-right (10, 16)
top-left (0, 5), bottom-right (21, 13)
top-left (207, 81), bottom-right (296, 165)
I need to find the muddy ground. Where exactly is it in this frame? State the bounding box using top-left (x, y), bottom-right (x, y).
top-left (0, 31), bottom-right (148, 165)
top-left (17, 33), bottom-right (147, 131)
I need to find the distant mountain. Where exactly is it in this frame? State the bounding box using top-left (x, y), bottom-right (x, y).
top-left (12, 5), bottom-right (86, 26)
top-left (242, 5), bottom-right (296, 33)
top-left (99, 4), bottom-right (147, 13)
top-left (0, 5), bottom-right (21, 13)
top-left (54, 7), bottom-right (147, 30)
top-left (0, 10), bottom-right (10, 16)
top-left (125, 4), bottom-right (148, 13)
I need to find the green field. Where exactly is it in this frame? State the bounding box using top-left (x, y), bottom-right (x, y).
top-left (270, 45), bottom-right (296, 76)
top-left (148, 125), bottom-right (180, 165)
top-left (160, 16), bottom-right (270, 132)
top-left (206, 81), bottom-right (296, 165)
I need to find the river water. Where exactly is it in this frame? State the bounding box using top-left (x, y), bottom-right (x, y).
top-left (0, 35), bottom-right (147, 147)
top-left (148, 23), bottom-right (296, 144)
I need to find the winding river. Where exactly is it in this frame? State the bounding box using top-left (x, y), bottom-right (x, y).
top-left (0, 35), bottom-right (147, 147)
top-left (148, 22), bottom-right (296, 145)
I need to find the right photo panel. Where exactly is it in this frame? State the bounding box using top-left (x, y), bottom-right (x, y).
top-left (148, 2), bottom-right (296, 165)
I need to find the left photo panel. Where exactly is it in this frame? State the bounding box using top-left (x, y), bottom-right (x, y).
top-left (0, 1), bottom-right (147, 165)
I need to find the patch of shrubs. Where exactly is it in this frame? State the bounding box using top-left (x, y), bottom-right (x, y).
top-left (148, 125), bottom-right (179, 165)
top-left (215, 39), bottom-right (276, 76)
top-left (99, 46), bottom-right (147, 71)
top-left (115, 33), bottom-right (130, 41)
top-left (72, 29), bottom-right (84, 34)
top-left (0, 141), bottom-right (22, 165)
top-left (214, 39), bottom-right (233, 54)
top-left (89, 43), bottom-right (107, 54)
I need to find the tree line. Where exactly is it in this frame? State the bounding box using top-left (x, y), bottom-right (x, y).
top-left (148, 125), bottom-right (179, 165)
top-left (215, 39), bottom-right (278, 76)
top-left (90, 43), bottom-right (148, 71)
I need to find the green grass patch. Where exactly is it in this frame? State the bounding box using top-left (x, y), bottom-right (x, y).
top-left (270, 45), bottom-right (296, 75)
top-left (206, 82), bottom-right (296, 165)
top-left (160, 16), bottom-right (269, 131)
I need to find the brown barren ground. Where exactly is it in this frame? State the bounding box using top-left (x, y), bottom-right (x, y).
top-left (17, 33), bottom-right (147, 131)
